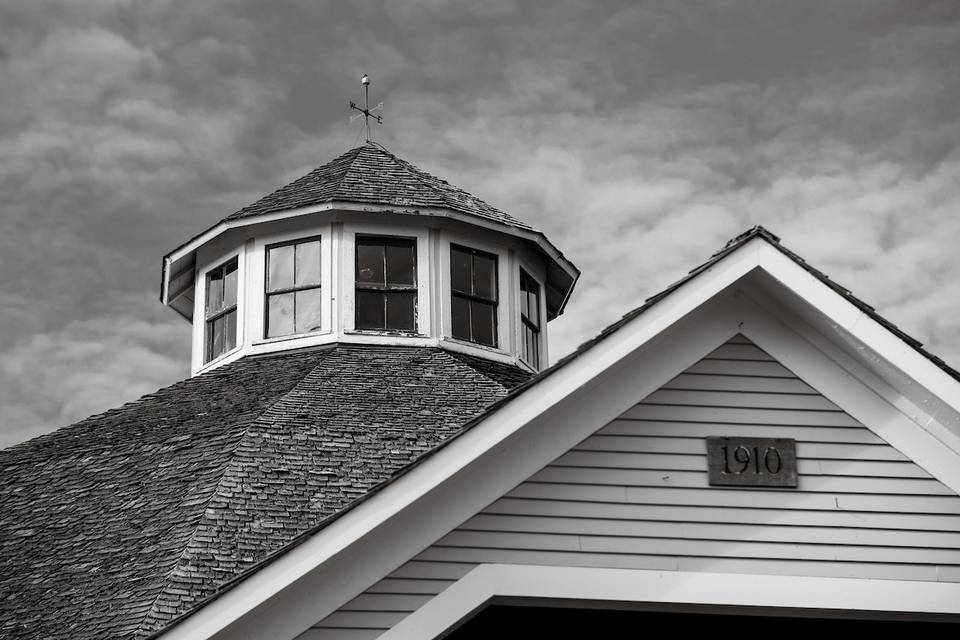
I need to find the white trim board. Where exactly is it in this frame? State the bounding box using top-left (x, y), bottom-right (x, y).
top-left (382, 564), bottom-right (960, 639)
top-left (161, 201), bottom-right (579, 316)
top-left (155, 235), bottom-right (960, 640)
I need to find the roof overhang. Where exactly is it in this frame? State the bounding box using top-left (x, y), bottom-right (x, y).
top-left (385, 565), bottom-right (960, 638)
top-left (160, 201), bottom-right (580, 322)
top-left (153, 230), bottom-right (960, 640)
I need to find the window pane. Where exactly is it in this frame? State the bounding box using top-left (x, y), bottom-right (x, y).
top-left (473, 254), bottom-right (496, 301)
top-left (224, 310), bottom-right (237, 352)
top-left (385, 291), bottom-right (415, 331)
top-left (356, 290), bottom-right (384, 329)
top-left (451, 295), bottom-right (470, 341)
top-left (295, 288), bottom-right (323, 333)
top-left (357, 243), bottom-right (385, 285)
top-left (223, 263), bottom-right (238, 308)
top-left (295, 240), bottom-right (321, 287)
top-left (207, 268), bottom-right (224, 314)
top-left (385, 243), bottom-right (415, 286)
top-left (210, 315), bottom-right (225, 360)
top-left (524, 325), bottom-right (539, 367)
top-left (267, 292), bottom-right (295, 338)
top-left (471, 300), bottom-right (496, 347)
top-left (268, 244), bottom-right (295, 292)
top-left (527, 290), bottom-right (540, 328)
top-left (450, 248), bottom-right (471, 295)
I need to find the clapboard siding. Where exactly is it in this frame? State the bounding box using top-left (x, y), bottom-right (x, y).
top-left (306, 337), bottom-right (960, 638)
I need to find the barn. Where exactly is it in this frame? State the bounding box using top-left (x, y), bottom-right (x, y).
top-left (2, 143), bottom-right (959, 639)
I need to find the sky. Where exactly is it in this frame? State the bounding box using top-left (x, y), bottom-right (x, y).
top-left (0, 1), bottom-right (958, 447)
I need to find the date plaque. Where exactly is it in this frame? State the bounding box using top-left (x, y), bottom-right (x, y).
top-left (706, 437), bottom-right (798, 488)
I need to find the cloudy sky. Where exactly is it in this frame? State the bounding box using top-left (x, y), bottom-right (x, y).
top-left (1, 1), bottom-right (958, 446)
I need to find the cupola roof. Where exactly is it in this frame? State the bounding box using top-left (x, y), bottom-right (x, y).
top-left (226, 142), bottom-right (534, 231)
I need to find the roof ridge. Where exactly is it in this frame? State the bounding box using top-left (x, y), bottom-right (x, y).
top-left (362, 145), bottom-right (468, 210)
top-left (229, 146), bottom-right (366, 219)
top-left (133, 349), bottom-right (338, 637)
top-left (356, 144), bottom-right (523, 226)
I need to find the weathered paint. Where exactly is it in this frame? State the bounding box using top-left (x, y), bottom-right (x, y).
top-left (303, 335), bottom-right (960, 639)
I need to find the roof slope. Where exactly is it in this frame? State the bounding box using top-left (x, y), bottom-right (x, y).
top-left (0, 345), bottom-right (528, 640)
top-left (224, 143), bottom-right (534, 231)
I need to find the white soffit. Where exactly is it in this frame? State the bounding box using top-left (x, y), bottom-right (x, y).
top-left (383, 565), bottom-right (960, 639)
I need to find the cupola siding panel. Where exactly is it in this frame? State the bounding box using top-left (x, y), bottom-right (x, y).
top-left (306, 335), bottom-right (960, 639)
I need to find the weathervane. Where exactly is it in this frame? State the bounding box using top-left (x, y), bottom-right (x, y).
top-left (350, 74), bottom-right (383, 142)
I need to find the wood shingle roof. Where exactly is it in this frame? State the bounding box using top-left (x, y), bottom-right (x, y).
top-left (223, 142), bottom-right (535, 231)
top-left (0, 345), bottom-right (528, 640)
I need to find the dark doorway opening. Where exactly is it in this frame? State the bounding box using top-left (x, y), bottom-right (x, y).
top-left (445, 605), bottom-right (959, 638)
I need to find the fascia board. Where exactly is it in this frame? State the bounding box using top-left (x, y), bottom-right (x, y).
top-left (734, 293), bottom-right (960, 494)
top-left (755, 243), bottom-right (960, 416)
top-left (161, 203), bottom-right (580, 309)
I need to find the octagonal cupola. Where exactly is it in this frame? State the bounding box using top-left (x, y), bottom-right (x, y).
top-left (160, 143), bottom-right (579, 376)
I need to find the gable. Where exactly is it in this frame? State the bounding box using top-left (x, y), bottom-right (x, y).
top-left (154, 231), bottom-right (960, 640)
top-left (308, 335), bottom-right (960, 639)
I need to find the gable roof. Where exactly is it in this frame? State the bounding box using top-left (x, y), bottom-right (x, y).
top-left (150, 225), bottom-right (960, 640)
top-left (0, 345), bottom-right (529, 640)
top-left (564, 225), bottom-right (960, 384)
top-left (224, 143), bottom-right (534, 231)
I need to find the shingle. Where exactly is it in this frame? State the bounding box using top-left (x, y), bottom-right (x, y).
top-left (223, 143), bottom-right (535, 232)
top-left (0, 345), bottom-right (529, 640)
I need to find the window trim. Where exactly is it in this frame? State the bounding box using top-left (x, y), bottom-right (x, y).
top-left (354, 233), bottom-right (420, 334)
top-left (263, 235), bottom-right (324, 340)
top-left (450, 243), bottom-right (500, 348)
top-left (519, 266), bottom-right (542, 369)
top-left (248, 223), bottom-right (333, 349)
top-left (204, 257), bottom-right (239, 363)
top-left (439, 231), bottom-right (511, 358)
top-left (341, 224), bottom-right (431, 337)
top-left (193, 247), bottom-right (245, 373)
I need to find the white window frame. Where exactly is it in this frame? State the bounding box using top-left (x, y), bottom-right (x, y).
top-left (192, 246), bottom-right (245, 374)
top-left (342, 223), bottom-right (431, 338)
top-left (439, 231), bottom-right (511, 358)
top-left (516, 257), bottom-right (548, 371)
top-left (249, 224), bottom-right (333, 347)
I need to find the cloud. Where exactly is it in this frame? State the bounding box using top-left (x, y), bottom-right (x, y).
top-left (0, 295), bottom-right (189, 447)
top-left (0, 1), bottom-right (958, 446)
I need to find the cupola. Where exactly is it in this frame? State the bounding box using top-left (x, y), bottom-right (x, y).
top-left (160, 143), bottom-right (579, 375)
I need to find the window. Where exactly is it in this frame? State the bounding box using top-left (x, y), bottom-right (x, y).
top-left (265, 238), bottom-right (322, 338)
top-left (450, 245), bottom-right (498, 347)
top-left (205, 257), bottom-right (238, 363)
top-left (519, 268), bottom-right (541, 368)
top-left (355, 236), bottom-right (417, 331)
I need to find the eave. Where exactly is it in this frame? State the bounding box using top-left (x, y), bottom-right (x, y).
top-left (160, 200), bottom-right (580, 322)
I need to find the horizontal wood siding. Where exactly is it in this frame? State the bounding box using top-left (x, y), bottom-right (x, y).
top-left (306, 336), bottom-right (960, 638)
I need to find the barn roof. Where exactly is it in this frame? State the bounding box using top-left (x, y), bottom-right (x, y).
top-left (4, 226), bottom-right (958, 640)
top-left (0, 345), bottom-right (528, 640)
